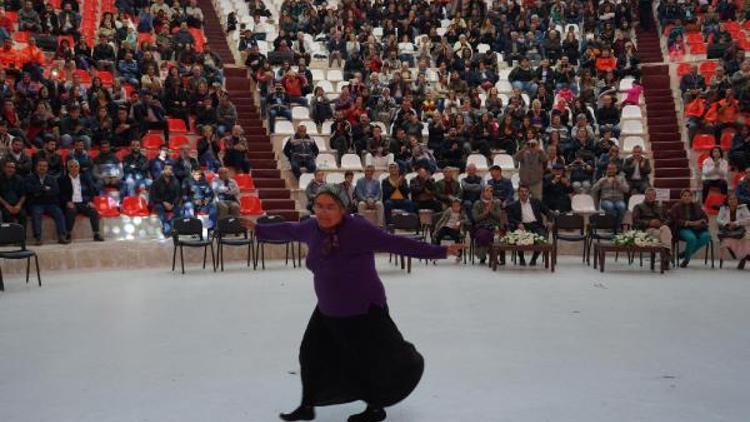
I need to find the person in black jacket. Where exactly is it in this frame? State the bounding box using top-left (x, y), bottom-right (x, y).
top-left (506, 184), bottom-right (550, 266)
top-left (24, 158), bottom-right (69, 245)
top-left (120, 140), bottom-right (151, 197)
top-left (59, 159), bottom-right (103, 242)
top-left (150, 163), bottom-right (182, 236)
top-left (542, 163), bottom-right (574, 212)
top-left (0, 160), bottom-right (27, 226)
top-left (32, 136), bottom-right (63, 178)
top-left (133, 90), bottom-right (169, 142)
top-left (173, 144), bottom-right (200, 183)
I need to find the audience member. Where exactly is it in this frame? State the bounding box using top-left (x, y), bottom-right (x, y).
top-left (506, 185), bottom-right (549, 266)
top-left (382, 163), bottom-right (414, 224)
top-left (717, 193), bottom-right (750, 270)
top-left (59, 159), bottom-right (103, 242)
top-left (701, 146), bottom-right (729, 200)
top-left (150, 163), bottom-right (182, 236)
top-left (213, 167), bottom-right (240, 219)
top-left (472, 185), bottom-right (503, 265)
top-left (632, 187), bottom-right (673, 261)
top-left (622, 145), bottom-right (651, 194)
top-left (25, 159), bottom-right (68, 245)
top-left (670, 189), bottom-right (711, 268)
top-left (355, 165), bottom-right (384, 227)
top-left (0, 160), bottom-right (26, 226)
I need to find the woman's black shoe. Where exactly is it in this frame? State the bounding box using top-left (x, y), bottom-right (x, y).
top-left (738, 258), bottom-right (747, 270)
top-left (279, 405), bottom-right (314, 421)
top-left (348, 406), bottom-right (386, 422)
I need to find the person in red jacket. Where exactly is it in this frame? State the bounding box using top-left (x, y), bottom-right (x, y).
top-left (19, 37), bottom-right (44, 80)
top-left (595, 48), bottom-right (617, 75)
top-left (0, 39), bottom-right (20, 76)
top-left (281, 69), bottom-right (308, 106)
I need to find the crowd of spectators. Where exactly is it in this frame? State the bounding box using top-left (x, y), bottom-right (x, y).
top-left (0, 0), bottom-right (259, 241)
top-left (252, 0), bottom-right (651, 243)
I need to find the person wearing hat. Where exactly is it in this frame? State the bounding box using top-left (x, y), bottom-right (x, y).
top-left (543, 162), bottom-right (574, 212)
top-left (243, 184), bottom-right (461, 422)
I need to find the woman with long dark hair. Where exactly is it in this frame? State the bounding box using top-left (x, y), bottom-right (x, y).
top-left (243, 185), bottom-right (461, 422)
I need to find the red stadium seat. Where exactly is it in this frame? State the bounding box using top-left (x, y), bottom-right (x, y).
top-left (698, 61), bottom-right (718, 76)
top-left (121, 196), bottom-right (151, 217)
top-left (686, 32), bottom-right (704, 44)
top-left (689, 43), bottom-right (707, 55)
top-left (235, 173), bottom-right (256, 192)
top-left (692, 134), bottom-right (716, 151)
top-left (703, 192), bottom-right (726, 216)
top-left (142, 134), bottom-right (165, 149)
top-left (75, 69), bottom-right (91, 84)
top-left (93, 196), bottom-right (120, 217)
top-left (115, 147), bottom-right (131, 162)
top-left (676, 63), bottom-right (691, 77)
top-left (720, 130), bottom-right (735, 150)
top-left (205, 171), bottom-right (216, 183)
top-left (97, 70), bottom-right (114, 86)
top-left (168, 119), bottom-right (188, 134)
top-left (240, 196), bottom-right (264, 215)
top-left (13, 31), bottom-right (30, 43)
top-left (145, 149), bottom-right (159, 160)
top-left (168, 135), bottom-right (190, 150)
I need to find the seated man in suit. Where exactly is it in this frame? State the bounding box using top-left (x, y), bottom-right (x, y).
top-left (59, 159), bottom-right (104, 242)
top-left (506, 184), bottom-right (549, 266)
top-left (24, 158), bottom-right (69, 245)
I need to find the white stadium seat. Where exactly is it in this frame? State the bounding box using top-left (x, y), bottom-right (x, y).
top-left (298, 173), bottom-right (315, 189)
top-left (571, 194), bottom-right (597, 214)
top-left (621, 120), bottom-right (645, 136)
top-left (292, 107), bottom-right (310, 120)
top-left (466, 154), bottom-right (489, 171)
top-left (316, 80), bottom-right (334, 93)
top-left (340, 153), bottom-right (363, 171)
top-left (492, 154), bottom-right (515, 170)
top-left (621, 105), bottom-right (642, 120)
top-left (275, 120), bottom-right (295, 135)
top-left (622, 136), bottom-right (646, 153)
top-left (327, 69), bottom-right (344, 82)
top-left (326, 172), bottom-right (345, 184)
top-left (628, 194), bottom-right (645, 212)
top-left (315, 153), bottom-right (338, 169)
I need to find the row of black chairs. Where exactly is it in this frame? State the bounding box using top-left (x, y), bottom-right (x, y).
top-left (171, 215), bottom-right (299, 274)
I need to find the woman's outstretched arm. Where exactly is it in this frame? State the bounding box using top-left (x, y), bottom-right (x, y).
top-left (365, 220), bottom-right (461, 259)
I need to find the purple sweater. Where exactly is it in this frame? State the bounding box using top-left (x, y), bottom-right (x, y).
top-left (255, 215), bottom-right (448, 317)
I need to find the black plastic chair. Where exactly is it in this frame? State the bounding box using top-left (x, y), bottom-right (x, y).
top-left (215, 216), bottom-right (255, 271)
top-left (255, 215), bottom-right (296, 270)
top-left (0, 223), bottom-right (41, 291)
top-left (387, 212), bottom-right (425, 273)
top-left (172, 217), bottom-right (216, 274)
top-left (586, 213), bottom-right (617, 265)
top-left (553, 213), bottom-right (587, 263)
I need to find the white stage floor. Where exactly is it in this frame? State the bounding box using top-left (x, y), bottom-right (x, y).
top-left (0, 257), bottom-right (749, 422)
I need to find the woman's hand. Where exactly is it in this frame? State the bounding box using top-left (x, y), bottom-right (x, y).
top-left (446, 243), bottom-right (465, 256)
top-left (240, 218), bottom-right (256, 231)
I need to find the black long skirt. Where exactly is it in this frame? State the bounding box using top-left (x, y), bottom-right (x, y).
top-left (298, 305), bottom-right (424, 408)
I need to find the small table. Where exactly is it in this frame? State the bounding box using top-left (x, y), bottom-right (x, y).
top-left (593, 243), bottom-right (669, 274)
top-left (489, 243), bottom-right (556, 272)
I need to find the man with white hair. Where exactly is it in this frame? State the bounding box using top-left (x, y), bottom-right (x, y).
top-left (461, 163), bottom-right (484, 223)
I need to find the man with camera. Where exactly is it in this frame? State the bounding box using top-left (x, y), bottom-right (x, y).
top-left (266, 83), bottom-right (292, 133)
top-left (515, 136), bottom-right (548, 199)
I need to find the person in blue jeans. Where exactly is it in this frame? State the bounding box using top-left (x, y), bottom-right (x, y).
top-left (591, 163), bottom-right (629, 231)
top-left (24, 159), bottom-right (69, 245)
top-left (670, 189), bottom-right (712, 268)
top-left (181, 168), bottom-right (218, 230)
top-left (266, 83), bottom-right (292, 132)
top-left (149, 164), bottom-right (182, 236)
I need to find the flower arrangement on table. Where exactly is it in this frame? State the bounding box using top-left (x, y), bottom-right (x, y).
top-left (499, 230), bottom-right (548, 246)
top-left (612, 230), bottom-right (662, 247)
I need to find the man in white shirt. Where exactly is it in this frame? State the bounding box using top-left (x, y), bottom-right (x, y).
top-left (507, 185), bottom-right (550, 266)
top-left (59, 159), bottom-right (103, 242)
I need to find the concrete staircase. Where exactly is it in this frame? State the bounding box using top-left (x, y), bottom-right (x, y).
top-left (637, 15), bottom-right (692, 202)
top-left (197, 0), bottom-right (299, 220)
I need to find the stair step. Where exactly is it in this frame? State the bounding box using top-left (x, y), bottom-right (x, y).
top-left (654, 168), bottom-right (691, 178)
top-left (653, 150), bottom-right (688, 159)
top-left (261, 199), bottom-right (297, 209)
top-left (249, 159), bottom-right (278, 168)
top-left (258, 188), bottom-right (291, 199)
top-left (224, 68), bottom-right (249, 78)
top-left (653, 158), bottom-right (689, 168)
top-left (254, 178), bottom-right (287, 188)
top-left (267, 210), bottom-right (300, 221)
top-left (653, 178), bottom-right (691, 189)
top-left (248, 151), bottom-right (276, 159)
top-left (248, 142), bottom-right (273, 152)
top-left (252, 169), bottom-right (281, 178)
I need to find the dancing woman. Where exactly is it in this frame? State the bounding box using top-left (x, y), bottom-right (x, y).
top-left (243, 185), bottom-right (461, 422)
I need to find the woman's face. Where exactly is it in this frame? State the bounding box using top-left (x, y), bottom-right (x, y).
top-left (314, 194), bottom-right (345, 229)
top-left (712, 148), bottom-right (721, 159)
top-left (681, 191), bottom-right (693, 204)
top-left (728, 194), bottom-right (739, 208)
